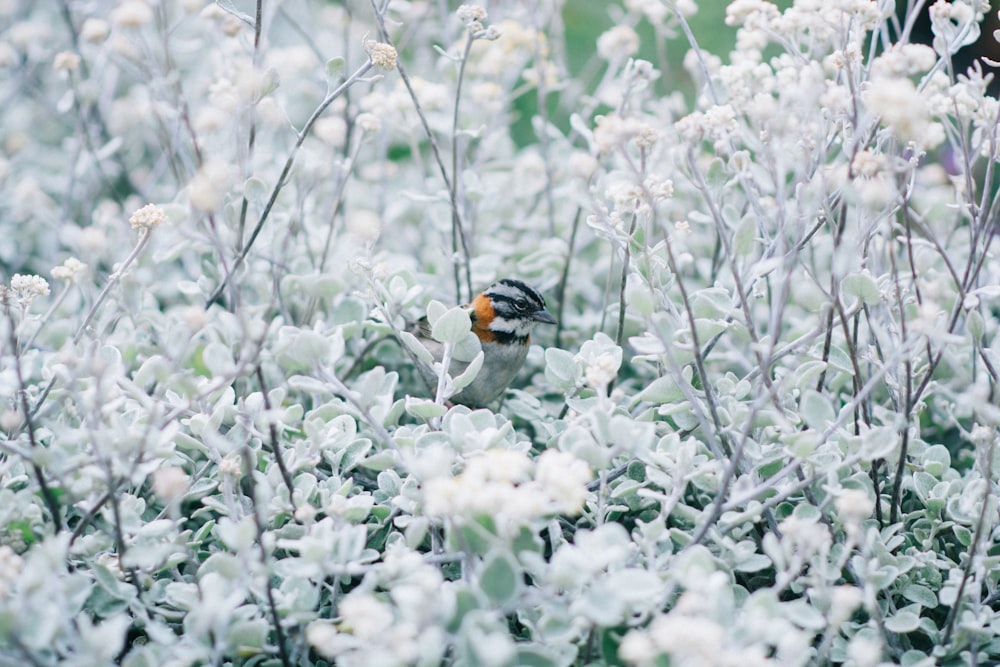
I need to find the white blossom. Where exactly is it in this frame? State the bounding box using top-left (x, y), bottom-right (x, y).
top-left (129, 203), bottom-right (167, 230)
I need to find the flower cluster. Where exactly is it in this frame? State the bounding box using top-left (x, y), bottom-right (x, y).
top-left (423, 448), bottom-right (590, 528)
top-left (128, 203), bottom-right (167, 230)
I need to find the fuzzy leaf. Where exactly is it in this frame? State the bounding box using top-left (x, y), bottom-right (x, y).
top-left (545, 347), bottom-right (579, 391)
top-left (452, 350), bottom-right (484, 391)
top-left (842, 271), bottom-right (881, 305)
top-left (479, 551), bottom-right (520, 606)
top-left (431, 306), bottom-right (471, 345)
top-left (884, 610), bottom-right (921, 633)
top-left (799, 390), bottom-right (835, 430)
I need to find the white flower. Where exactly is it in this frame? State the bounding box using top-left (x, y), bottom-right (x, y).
top-left (355, 112), bottom-right (381, 133)
top-left (863, 77), bottom-right (941, 147)
top-left (834, 488), bottom-right (874, 540)
top-left (188, 161), bottom-right (237, 212)
top-left (828, 585), bottom-right (863, 627)
top-left (851, 149), bottom-right (885, 178)
top-left (648, 613), bottom-right (726, 660)
top-left (593, 115), bottom-right (658, 153)
top-left (675, 0), bottom-right (697, 17)
top-left (365, 40), bottom-right (397, 70)
top-left (294, 503), bottom-right (317, 523)
top-left (625, 0), bottom-right (668, 23)
top-left (339, 592), bottom-right (394, 640)
top-left (219, 456), bottom-right (243, 477)
top-left (10, 274), bottom-right (50, 303)
top-left (457, 4), bottom-right (487, 23)
top-left (469, 449), bottom-right (532, 485)
top-left (536, 450), bottom-right (590, 514)
top-left (111, 0), bottom-right (154, 28)
top-left (597, 25), bottom-right (639, 62)
top-left (313, 116), bottom-right (347, 147)
top-left (51, 257), bottom-right (88, 283)
top-left (80, 18), bottom-right (110, 42)
top-left (53, 51), bottom-right (80, 72)
top-left (470, 81), bottom-right (503, 110)
top-left (584, 352), bottom-right (620, 391)
top-left (128, 203), bottom-right (167, 230)
top-left (871, 43), bottom-right (937, 79)
top-left (152, 467), bottom-right (190, 501)
top-left (779, 515), bottom-right (831, 559)
top-left (847, 635), bottom-right (883, 667)
top-left (178, 305), bottom-right (207, 332)
top-left (345, 208), bottom-right (381, 243)
top-left (0, 410), bottom-right (21, 431)
top-left (479, 25), bottom-right (502, 40)
top-left (569, 151), bottom-right (599, 180)
top-left (618, 630), bottom-right (657, 663)
top-left (305, 621), bottom-right (342, 658)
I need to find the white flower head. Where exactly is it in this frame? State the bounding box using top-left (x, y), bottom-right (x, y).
top-left (80, 18), bottom-right (110, 42)
top-left (365, 40), bottom-right (397, 70)
top-left (345, 209), bottom-right (382, 243)
top-left (863, 77), bottom-right (942, 148)
top-left (294, 503), bottom-right (317, 523)
top-left (9, 274), bottom-right (50, 307)
top-left (128, 203), bottom-right (167, 230)
top-left (779, 514), bottom-right (831, 559)
top-left (536, 450), bottom-right (591, 514)
top-left (152, 466), bottom-right (190, 501)
top-left (835, 488), bottom-right (874, 539)
top-left (626, 0), bottom-right (668, 23)
top-left (305, 622), bottom-right (340, 659)
top-left (51, 257), bottom-right (88, 283)
top-left (189, 160), bottom-right (237, 212)
top-left (847, 635), bottom-right (883, 667)
top-left (828, 585), bottom-right (863, 627)
top-left (53, 51), bottom-right (80, 72)
top-left (219, 456), bottom-right (243, 477)
top-left (457, 4), bottom-right (487, 24)
top-left (0, 410), bottom-right (22, 431)
top-left (355, 112), bottom-right (381, 133)
top-left (597, 25), bottom-right (639, 62)
top-left (593, 114), bottom-right (658, 153)
top-left (111, 0), bottom-right (154, 28)
top-left (339, 592), bottom-right (394, 640)
top-left (584, 351), bottom-right (621, 392)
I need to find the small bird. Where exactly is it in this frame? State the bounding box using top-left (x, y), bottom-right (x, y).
top-left (407, 278), bottom-right (556, 407)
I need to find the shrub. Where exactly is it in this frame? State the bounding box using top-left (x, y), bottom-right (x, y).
top-left (1, 0), bottom-right (999, 665)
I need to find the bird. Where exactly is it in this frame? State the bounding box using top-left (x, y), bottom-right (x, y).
top-left (405, 278), bottom-right (556, 408)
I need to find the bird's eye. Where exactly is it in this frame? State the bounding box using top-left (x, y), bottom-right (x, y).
top-left (513, 298), bottom-right (528, 311)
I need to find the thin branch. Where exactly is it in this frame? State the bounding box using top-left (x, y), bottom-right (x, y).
top-left (255, 365), bottom-right (298, 515)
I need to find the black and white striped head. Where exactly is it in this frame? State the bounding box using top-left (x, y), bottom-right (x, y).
top-left (471, 279), bottom-right (556, 343)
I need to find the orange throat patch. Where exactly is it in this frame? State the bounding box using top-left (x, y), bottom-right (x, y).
top-left (471, 294), bottom-right (496, 343)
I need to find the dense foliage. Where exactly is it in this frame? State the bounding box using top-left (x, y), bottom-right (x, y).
top-left (1, 0), bottom-right (999, 664)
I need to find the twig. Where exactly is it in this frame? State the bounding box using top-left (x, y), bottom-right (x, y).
top-left (554, 207), bottom-right (583, 349)
top-left (255, 366), bottom-right (298, 515)
top-left (241, 447), bottom-right (293, 667)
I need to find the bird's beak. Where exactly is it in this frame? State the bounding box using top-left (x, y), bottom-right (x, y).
top-left (533, 308), bottom-right (557, 325)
